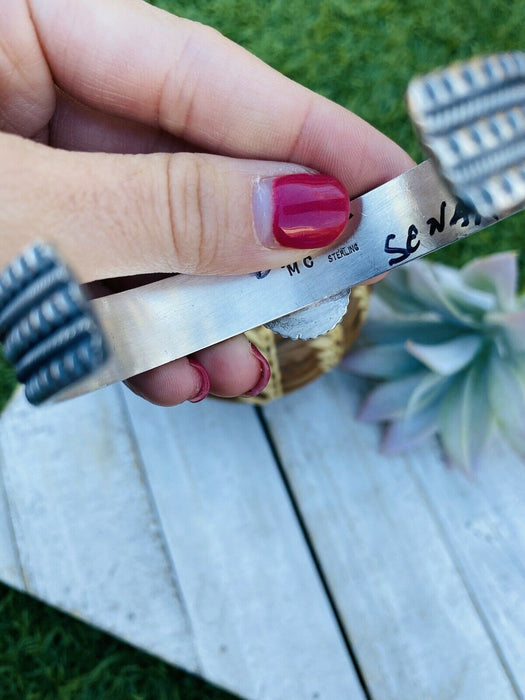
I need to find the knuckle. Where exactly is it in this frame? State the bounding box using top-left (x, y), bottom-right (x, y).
top-left (166, 153), bottom-right (219, 273)
top-left (0, 1), bottom-right (55, 135)
top-left (184, 18), bottom-right (225, 45)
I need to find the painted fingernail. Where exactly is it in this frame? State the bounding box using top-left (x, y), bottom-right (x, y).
top-left (253, 173), bottom-right (350, 249)
top-left (188, 359), bottom-right (210, 403)
top-left (243, 344), bottom-right (271, 397)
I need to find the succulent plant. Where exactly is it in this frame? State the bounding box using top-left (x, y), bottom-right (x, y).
top-left (342, 252), bottom-right (525, 471)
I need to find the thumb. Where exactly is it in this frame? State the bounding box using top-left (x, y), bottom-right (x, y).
top-left (0, 133), bottom-right (350, 282)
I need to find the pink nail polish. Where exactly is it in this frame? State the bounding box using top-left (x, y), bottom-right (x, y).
top-left (244, 344), bottom-right (271, 397)
top-left (254, 173), bottom-right (350, 249)
top-left (188, 359), bottom-right (210, 403)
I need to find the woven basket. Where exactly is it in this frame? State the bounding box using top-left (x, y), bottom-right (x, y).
top-left (236, 285), bottom-right (370, 405)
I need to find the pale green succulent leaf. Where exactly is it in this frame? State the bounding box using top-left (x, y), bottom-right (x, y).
top-left (431, 263), bottom-right (497, 314)
top-left (347, 253), bottom-right (524, 469)
top-left (486, 309), bottom-right (525, 353)
top-left (461, 251), bottom-right (519, 310)
top-left (441, 283), bottom-right (496, 317)
top-left (341, 344), bottom-right (421, 379)
top-left (372, 267), bottom-right (427, 315)
top-left (405, 334), bottom-right (483, 375)
top-left (516, 353), bottom-right (525, 376)
top-left (405, 264), bottom-right (485, 327)
top-left (488, 354), bottom-right (525, 457)
top-left (381, 402), bottom-right (439, 454)
top-left (362, 318), bottom-right (462, 345)
top-left (358, 372), bottom-right (428, 422)
top-left (438, 364), bottom-right (492, 472)
top-left (406, 372), bottom-right (453, 418)
top-left (425, 261), bottom-right (463, 287)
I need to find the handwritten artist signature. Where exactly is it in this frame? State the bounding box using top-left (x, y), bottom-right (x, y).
top-left (384, 199), bottom-right (497, 267)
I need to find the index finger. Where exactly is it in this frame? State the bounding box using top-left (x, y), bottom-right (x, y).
top-left (27, 0), bottom-right (414, 194)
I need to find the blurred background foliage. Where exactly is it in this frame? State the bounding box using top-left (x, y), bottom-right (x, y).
top-left (1, 0), bottom-right (524, 697)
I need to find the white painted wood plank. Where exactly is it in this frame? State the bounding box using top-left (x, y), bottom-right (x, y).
top-left (0, 442), bottom-right (24, 591)
top-left (263, 371), bottom-right (517, 700)
top-left (0, 386), bottom-right (198, 674)
top-left (408, 431), bottom-right (525, 697)
top-left (124, 391), bottom-right (364, 700)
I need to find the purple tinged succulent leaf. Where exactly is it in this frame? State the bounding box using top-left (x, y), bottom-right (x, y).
top-left (358, 372), bottom-right (428, 422)
top-left (341, 344), bottom-right (421, 379)
top-left (461, 252), bottom-right (519, 310)
top-left (488, 354), bottom-right (525, 457)
top-left (381, 402), bottom-right (440, 454)
top-left (438, 364), bottom-right (493, 473)
top-left (405, 335), bottom-right (483, 375)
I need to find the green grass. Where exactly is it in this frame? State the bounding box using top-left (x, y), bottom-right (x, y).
top-left (0, 584), bottom-right (237, 700)
top-left (0, 348), bottom-right (16, 413)
top-left (1, 0), bottom-right (524, 697)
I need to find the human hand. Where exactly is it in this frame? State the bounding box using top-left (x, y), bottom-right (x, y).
top-left (0, 0), bottom-right (414, 405)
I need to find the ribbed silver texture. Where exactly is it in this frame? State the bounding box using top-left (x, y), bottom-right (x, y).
top-left (0, 243), bottom-right (108, 405)
top-left (407, 52), bottom-right (525, 218)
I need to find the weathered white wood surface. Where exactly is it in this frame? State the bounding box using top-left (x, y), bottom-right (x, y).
top-left (409, 436), bottom-right (525, 697)
top-left (0, 386), bottom-right (198, 673)
top-left (1, 369), bottom-right (524, 699)
top-left (262, 371), bottom-right (521, 700)
top-left (0, 465), bottom-right (23, 591)
top-left (0, 385), bottom-right (363, 700)
top-left (122, 391), bottom-right (362, 699)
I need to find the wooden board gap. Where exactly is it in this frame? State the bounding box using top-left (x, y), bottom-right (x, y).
top-left (256, 406), bottom-right (374, 700)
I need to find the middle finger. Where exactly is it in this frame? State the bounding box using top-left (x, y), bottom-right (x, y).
top-left (50, 90), bottom-right (190, 154)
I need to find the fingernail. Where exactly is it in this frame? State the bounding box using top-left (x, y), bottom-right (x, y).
top-left (243, 344), bottom-right (271, 397)
top-left (253, 173), bottom-right (350, 249)
top-left (188, 359), bottom-right (210, 403)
